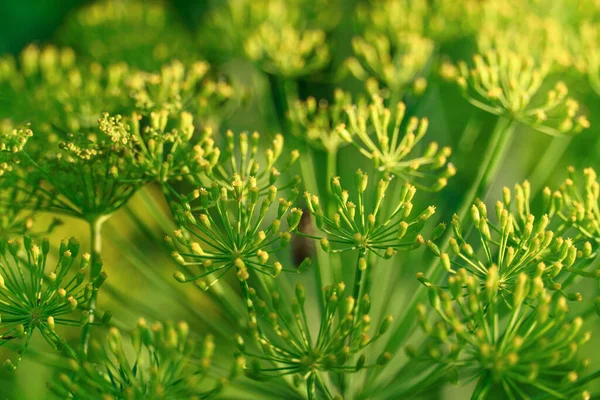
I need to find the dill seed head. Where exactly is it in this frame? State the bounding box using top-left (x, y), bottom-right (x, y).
top-left (287, 89), bottom-right (354, 152)
top-left (432, 181), bottom-right (599, 298)
top-left (355, 0), bottom-right (481, 44)
top-left (16, 114), bottom-right (147, 220)
top-left (55, 0), bottom-right (196, 69)
top-left (170, 131), bottom-right (303, 287)
top-left (0, 236), bottom-right (107, 370)
top-left (453, 49), bottom-right (589, 136)
top-left (48, 319), bottom-right (242, 399)
top-left (346, 32), bottom-right (433, 93)
top-left (304, 170), bottom-right (434, 257)
top-left (237, 282), bottom-right (392, 397)
top-left (0, 44), bottom-right (134, 141)
top-left (414, 268), bottom-right (592, 398)
top-left (125, 110), bottom-right (218, 185)
top-left (127, 60), bottom-right (237, 130)
top-left (553, 167), bottom-right (600, 246)
top-left (0, 121), bottom-right (60, 239)
top-left (245, 23), bottom-right (330, 78)
top-left (339, 95), bottom-right (455, 192)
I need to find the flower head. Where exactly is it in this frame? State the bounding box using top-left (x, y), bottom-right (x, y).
top-left (0, 236), bottom-right (107, 370)
top-left (55, 0), bottom-right (196, 69)
top-left (245, 23), bottom-right (330, 78)
top-left (0, 121), bottom-right (60, 239)
top-left (452, 50), bottom-right (589, 136)
top-left (430, 181), bottom-right (599, 300)
top-left (413, 268), bottom-right (592, 399)
top-left (552, 167), bottom-right (600, 246)
top-left (287, 89), bottom-right (354, 152)
top-left (346, 33), bottom-right (433, 93)
top-left (201, 0), bottom-right (340, 60)
top-left (123, 110), bottom-right (218, 185)
top-left (170, 132), bottom-right (304, 287)
top-left (18, 114), bottom-right (147, 220)
top-left (338, 95), bottom-right (455, 191)
top-left (236, 282), bottom-right (392, 396)
top-left (303, 170), bottom-right (435, 258)
top-left (126, 60), bottom-right (237, 130)
top-left (48, 319), bottom-right (242, 399)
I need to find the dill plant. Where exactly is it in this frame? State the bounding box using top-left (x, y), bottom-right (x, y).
top-left (1, 0), bottom-right (600, 399)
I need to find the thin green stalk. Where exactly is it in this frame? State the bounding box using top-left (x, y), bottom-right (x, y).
top-left (366, 117), bottom-right (517, 390)
top-left (80, 214), bottom-right (108, 357)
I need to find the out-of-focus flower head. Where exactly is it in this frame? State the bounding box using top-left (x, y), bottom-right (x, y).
top-left (55, 0), bottom-right (196, 69)
top-left (0, 236), bottom-right (107, 370)
top-left (48, 319), bottom-right (242, 399)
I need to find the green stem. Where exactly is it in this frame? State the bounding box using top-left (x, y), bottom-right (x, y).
top-left (366, 117), bottom-right (516, 390)
top-left (80, 214), bottom-right (109, 357)
top-left (471, 373), bottom-right (492, 400)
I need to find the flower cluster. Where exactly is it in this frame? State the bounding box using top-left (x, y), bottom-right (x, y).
top-left (346, 33), bottom-right (433, 94)
top-left (303, 170), bottom-right (436, 259)
top-left (448, 50), bottom-right (589, 136)
top-left (124, 110), bottom-right (218, 185)
top-left (48, 319), bottom-right (242, 399)
top-left (170, 132), bottom-right (305, 288)
top-left (236, 283), bottom-right (392, 398)
top-left (413, 268), bottom-right (592, 399)
top-left (355, 0), bottom-right (482, 43)
top-left (428, 181), bottom-right (599, 299)
top-left (0, 122), bottom-right (60, 239)
top-left (337, 95), bottom-right (455, 191)
top-left (126, 60), bottom-right (237, 130)
top-left (552, 167), bottom-right (600, 246)
top-left (478, 13), bottom-right (574, 69)
top-left (55, 0), bottom-right (196, 69)
top-left (0, 236), bottom-right (107, 370)
top-left (287, 89), bottom-right (353, 152)
top-left (245, 23), bottom-right (330, 78)
top-left (0, 45), bottom-right (135, 141)
top-left (18, 114), bottom-right (147, 220)
top-left (201, 0), bottom-right (340, 60)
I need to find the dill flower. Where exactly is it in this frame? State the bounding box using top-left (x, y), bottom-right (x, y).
top-left (451, 50), bottom-right (589, 136)
top-left (346, 32), bottom-right (433, 94)
top-left (126, 60), bottom-right (237, 130)
top-left (478, 14), bottom-right (574, 69)
top-left (413, 268), bottom-right (592, 399)
top-left (0, 121), bottom-right (31, 177)
top-left (0, 121), bottom-right (60, 239)
top-left (429, 181), bottom-right (598, 299)
top-left (355, 0), bottom-right (481, 44)
top-left (552, 167), bottom-right (600, 246)
top-left (201, 0), bottom-right (340, 60)
top-left (245, 23), bottom-right (330, 78)
top-left (303, 170), bottom-right (435, 258)
top-left (55, 0), bottom-right (196, 69)
top-left (48, 319), bottom-right (242, 399)
top-left (126, 110), bottom-right (218, 185)
top-left (287, 89), bottom-right (354, 152)
top-left (170, 132), bottom-right (304, 287)
top-left (337, 95), bottom-right (455, 191)
top-left (236, 283), bottom-right (392, 397)
top-left (17, 114), bottom-right (146, 221)
top-left (0, 236), bottom-right (107, 370)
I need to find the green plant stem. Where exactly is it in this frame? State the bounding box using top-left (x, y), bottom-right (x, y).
top-left (80, 214), bottom-right (108, 357)
top-left (366, 116), bottom-right (517, 391)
